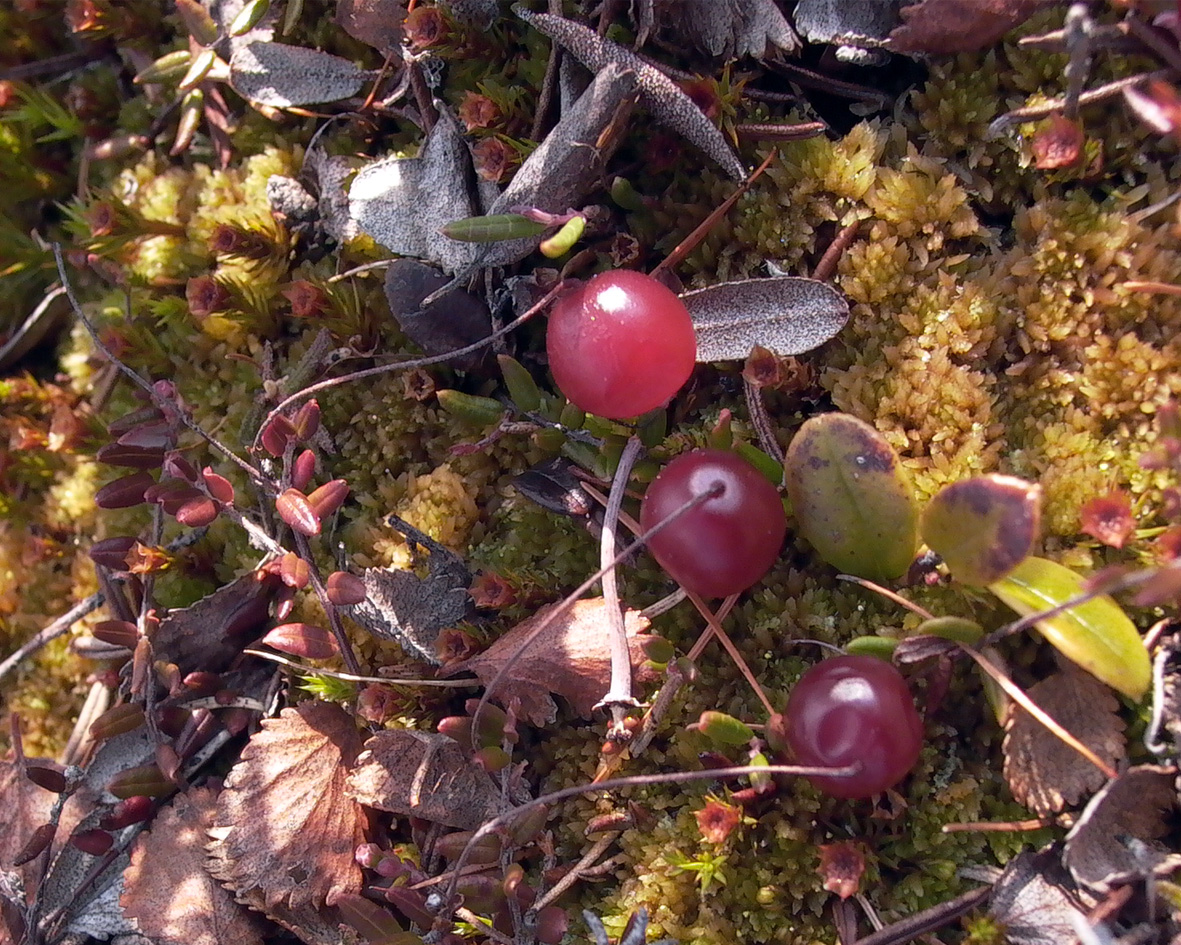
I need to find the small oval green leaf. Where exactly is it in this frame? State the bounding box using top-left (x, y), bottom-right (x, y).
top-left (844, 635), bottom-right (898, 659)
top-left (784, 413), bottom-right (919, 581)
top-left (442, 214), bottom-right (548, 243)
top-left (988, 556), bottom-right (1150, 700)
top-left (914, 615), bottom-right (983, 644)
top-left (922, 474), bottom-right (1041, 586)
top-left (498, 354), bottom-right (541, 413)
top-left (435, 390), bottom-right (504, 426)
top-left (691, 710), bottom-right (754, 747)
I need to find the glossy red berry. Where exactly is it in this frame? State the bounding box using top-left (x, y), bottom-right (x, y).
top-left (639, 449), bottom-right (786, 598)
top-left (784, 655), bottom-right (923, 799)
top-left (546, 270), bottom-right (696, 419)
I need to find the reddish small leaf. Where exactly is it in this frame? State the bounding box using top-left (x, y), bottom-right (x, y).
top-left (162, 451), bottom-right (198, 481)
top-left (89, 536), bottom-right (138, 570)
top-left (90, 704), bottom-right (146, 741)
top-left (202, 467), bottom-right (235, 503)
top-left (12, 823), bottom-right (56, 867)
top-left (117, 420), bottom-right (174, 450)
top-left (71, 828), bottom-right (114, 856)
top-left (175, 495), bottom-right (220, 527)
top-left (817, 841), bottom-right (867, 900)
top-left (306, 479), bottom-right (349, 518)
top-left (107, 763), bottom-right (175, 799)
top-left (261, 622), bottom-right (338, 659)
top-left (292, 448), bottom-right (316, 490)
top-left (95, 471), bottom-right (155, 509)
top-left (278, 551), bottom-right (310, 589)
top-left (24, 763), bottom-right (67, 794)
top-left (101, 795), bottom-right (155, 830)
top-left (326, 570), bottom-right (366, 606)
top-left (293, 399), bottom-right (321, 441)
top-left (1032, 114), bottom-right (1084, 170)
top-left (336, 893), bottom-right (408, 945)
top-left (887, 0), bottom-right (1045, 55)
top-left (1079, 491), bottom-right (1135, 549)
top-left (261, 414), bottom-right (296, 456)
top-left (276, 488), bottom-right (321, 536)
top-left (92, 619), bottom-right (138, 648)
top-left (96, 442), bottom-right (166, 468)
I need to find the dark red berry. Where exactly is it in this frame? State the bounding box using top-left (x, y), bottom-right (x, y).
top-left (546, 270), bottom-right (696, 419)
top-left (639, 449), bottom-right (785, 598)
top-left (784, 655), bottom-right (923, 799)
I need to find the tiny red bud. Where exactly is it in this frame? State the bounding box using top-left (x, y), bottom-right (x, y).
top-left (201, 467), bottom-right (235, 503)
top-left (292, 449), bottom-right (317, 490)
top-left (326, 570), bottom-right (366, 605)
top-left (276, 488), bottom-right (321, 535)
top-left (95, 471), bottom-right (155, 509)
top-left (175, 495), bottom-right (220, 527)
top-left (306, 479), bottom-right (349, 518)
top-left (262, 622), bottom-right (338, 659)
top-left (293, 399), bottom-right (321, 441)
top-left (71, 829), bottom-right (114, 856)
top-left (100, 795), bottom-right (154, 830)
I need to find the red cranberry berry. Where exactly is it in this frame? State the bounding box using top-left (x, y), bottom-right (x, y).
top-left (784, 655), bottom-right (923, 799)
top-left (639, 449), bottom-right (786, 598)
top-left (546, 270), bottom-right (696, 419)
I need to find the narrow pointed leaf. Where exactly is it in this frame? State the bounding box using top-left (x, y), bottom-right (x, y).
top-left (989, 557), bottom-right (1150, 700)
top-left (442, 214), bottom-right (548, 243)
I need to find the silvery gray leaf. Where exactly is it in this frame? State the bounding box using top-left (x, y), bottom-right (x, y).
top-left (206, 0), bottom-right (277, 54)
top-left (794, 0), bottom-right (901, 63)
top-left (343, 516), bottom-right (472, 664)
top-left (681, 276), bottom-right (849, 361)
top-left (383, 258), bottom-right (492, 372)
top-left (349, 106), bottom-right (483, 273)
top-left (440, 0), bottom-right (499, 28)
top-left (306, 147), bottom-right (359, 243)
top-left (661, 0), bottom-right (800, 59)
top-left (229, 42), bottom-right (367, 107)
top-left (472, 62), bottom-right (639, 269)
top-left (515, 7), bottom-right (746, 180)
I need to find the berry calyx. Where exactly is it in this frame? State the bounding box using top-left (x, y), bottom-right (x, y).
top-left (783, 655), bottom-right (923, 799)
top-left (546, 270), bottom-right (696, 419)
top-left (639, 448), bottom-right (786, 598)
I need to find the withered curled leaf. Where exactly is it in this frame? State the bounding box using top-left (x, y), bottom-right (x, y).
top-left (345, 730), bottom-right (508, 830)
top-left (887, 0), bottom-right (1047, 56)
top-left (122, 787), bottom-right (267, 945)
top-left (208, 702), bottom-right (366, 916)
top-left (442, 598), bottom-right (659, 725)
top-left (1002, 666), bottom-right (1126, 818)
top-left (988, 848), bottom-right (1087, 945)
top-left (515, 7), bottom-right (746, 181)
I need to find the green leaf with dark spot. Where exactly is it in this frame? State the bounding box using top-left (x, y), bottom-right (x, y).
top-left (989, 556), bottom-right (1150, 700)
top-left (922, 474), bottom-right (1041, 586)
top-left (783, 413), bottom-right (918, 581)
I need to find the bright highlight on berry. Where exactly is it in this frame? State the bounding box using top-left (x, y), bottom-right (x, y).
top-left (546, 270), bottom-right (696, 420)
top-left (784, 655), bottom-right (923, 799)
top-left (639, 449), bottom-right (786, 598)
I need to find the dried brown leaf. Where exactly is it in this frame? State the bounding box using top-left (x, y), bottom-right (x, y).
top-left (887, 0), bottom-right (1048, 56)
top-left (1031, 114), bottom-right (1084, 170)
top-left (988, 848), bottom-right (1088, 945)
top-left (1062, 764), bottom-right (1181, 891)
top-left (816, 841), bottom-right (866, 900)
top-left (0, 760), bottom-right (56, 892)
top-left (207, 702), bottom-right (366, 914)
top-left (345, 730), bottom-right (507, 830)
top-left (122, 787), bottom-right (267, 945)
top-left (441, 598), bottom-right (658, 725)
top-left (1002, 667), bottom-right (1126, 817)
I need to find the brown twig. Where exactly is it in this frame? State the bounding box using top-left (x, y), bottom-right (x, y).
top-left (848, 885), bottom-right (992, 945)
top-left (812, 219), bottom-right (862, 283)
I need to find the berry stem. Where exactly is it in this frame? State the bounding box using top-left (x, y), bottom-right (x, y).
top-left (685, 589), bottom-right (776, 718)
top-left (595, 436), bottom-right (645, 735)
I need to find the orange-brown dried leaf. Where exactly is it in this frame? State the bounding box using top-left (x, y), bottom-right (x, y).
top-left (1079, 491), bottom-right (1135, 549)
top-left (207, 702), bottom-right (366, 913)
top-left (817, 841), bottom-right (866, 900)
top-left (441, 598), bottom-right (659, 725)
top-left (1002, 667), bottom-right (1126, 817)
top-left (122, 787), bottom-right (267, 945)
top-left (1032, 114), bottom-right (1084, 170)
top-left (345, 730), bottom-right (507, 831)
top-left (887, 0), bottom-right (1047, 55)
